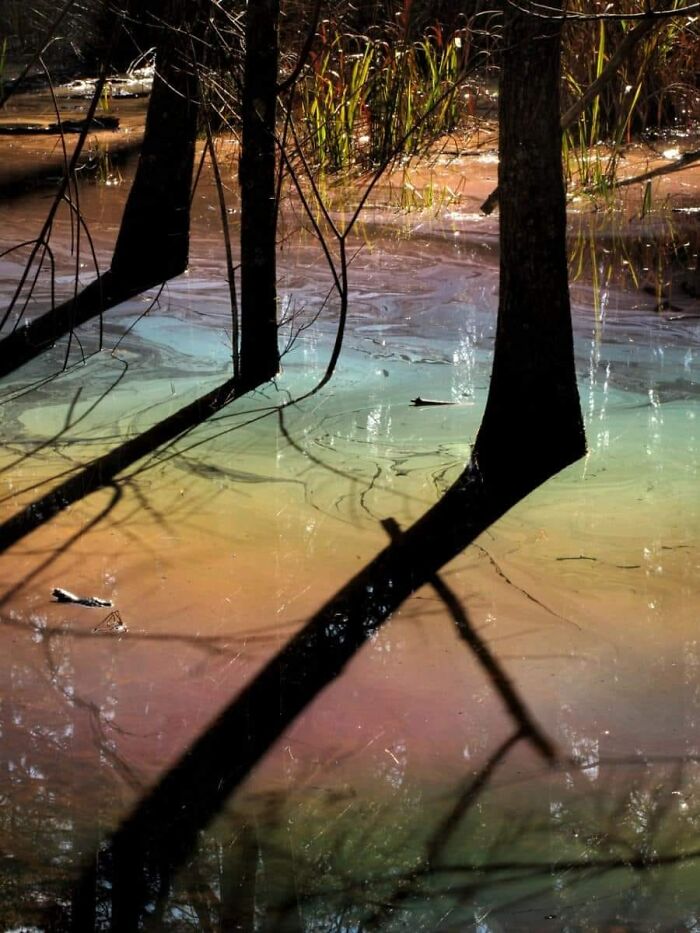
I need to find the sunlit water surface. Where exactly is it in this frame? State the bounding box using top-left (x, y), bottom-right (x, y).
top-left (0, 170), bottom-right (699, 931)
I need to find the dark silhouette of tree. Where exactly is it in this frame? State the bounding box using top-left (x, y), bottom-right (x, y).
top-left (473, 0), bottom-right (585, 491)
top-left (0, 0), bottom-right (205, 378)
top-left (0, 0), bottom-right (291, 393)
top-left (239, 0), bottom-right (282, 385)
top-left (109, 0), bottom-right (203, 292)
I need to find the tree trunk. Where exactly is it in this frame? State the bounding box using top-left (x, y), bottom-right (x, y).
top-left (472, 0), bottom-right (585, 492)
top-left (110, 0), bottom-right (202, 291)
top-left (0, 0), bottom-right (202, 378)
top-left (239, 0), bottom-right (281, 387)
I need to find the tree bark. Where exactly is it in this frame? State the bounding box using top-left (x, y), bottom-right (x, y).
top-left (239, 0), bottom-right (281, 386)
top-left (473, 0), bottom-right (585, 492)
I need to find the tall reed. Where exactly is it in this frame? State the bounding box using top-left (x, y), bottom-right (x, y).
top-left (297, 21), bottom-right (474, 171)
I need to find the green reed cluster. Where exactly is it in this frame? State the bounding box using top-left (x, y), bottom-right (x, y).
top-left (562, 1), bottom-right (699, 194)
top-left (297, 23), bottom-right (472, 172)
top-left (294, 1), bottom-right (697, 184)
top-left (564, 0), bottom-right (699, 136)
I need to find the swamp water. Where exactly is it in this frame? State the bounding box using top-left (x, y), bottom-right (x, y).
top-left (0, 164), bottom-right (699, 931)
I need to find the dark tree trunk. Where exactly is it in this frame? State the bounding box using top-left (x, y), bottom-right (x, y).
top-left (239, 0), bottom-right (281, 387)
top-left (110, 0), bottom-right (201, 291)
top-left (472, 0), bottom-right (585, 492)
top-left (0, 0), bottom-right (202, 378)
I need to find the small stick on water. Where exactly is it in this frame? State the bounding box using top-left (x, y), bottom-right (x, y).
top-left (51, 587), bottom-right (112, 608)
top-left (411, 396), bottom-right (458, 407)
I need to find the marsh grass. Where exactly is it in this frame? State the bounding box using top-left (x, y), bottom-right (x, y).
top-left (384, 165), bottom-right (464, 213)
top-left (295, 2), bottom-right (698, 211)
top-left (564, 1), bottom-right (699, 136)
top-left (564, 20), bottom-right (645, 195)
top-left (86, 139), bottom-right (123, 186)
top-left (297, 22), bottom-right (475, 172)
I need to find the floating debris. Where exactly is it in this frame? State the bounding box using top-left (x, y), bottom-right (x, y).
top-left (93, 610), bottom-right (127, 635)
top-left (411, 396), bottom-right (457, 406)
top-left (51, 587), bottom-right (112, 608)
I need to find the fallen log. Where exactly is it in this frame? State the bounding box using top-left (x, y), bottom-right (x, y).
top-left (0, 115), bottom-right (120, 135)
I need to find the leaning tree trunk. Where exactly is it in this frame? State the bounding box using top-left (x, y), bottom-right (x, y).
top-left (107, 0), bottom-right (201, 290)
top-left (472, 0), bottom-right (586, 493)
top-left (0, 0), bottom-right (203, 378)
top-left (238, 0), bottom-right (281, 387)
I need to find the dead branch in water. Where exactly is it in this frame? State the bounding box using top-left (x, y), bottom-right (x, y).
top-left (480, 0), bottom-right (681, 215)
top-left (612, 147), bottom-right (700, 189)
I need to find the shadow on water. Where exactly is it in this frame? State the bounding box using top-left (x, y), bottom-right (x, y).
top-left (53, 452), bottom-right (555, 931)
top-left (0, 214), bottom-right (698, 928)
top-left (20, 443), bottom-right (697, 930)
top-left (0, 199), bottom-right (698, 927)
top-left (0, 140), bottom-right (143, 202)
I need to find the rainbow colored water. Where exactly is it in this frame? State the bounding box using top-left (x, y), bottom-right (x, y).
top-left (0, 170), bottom-right (699, 929)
